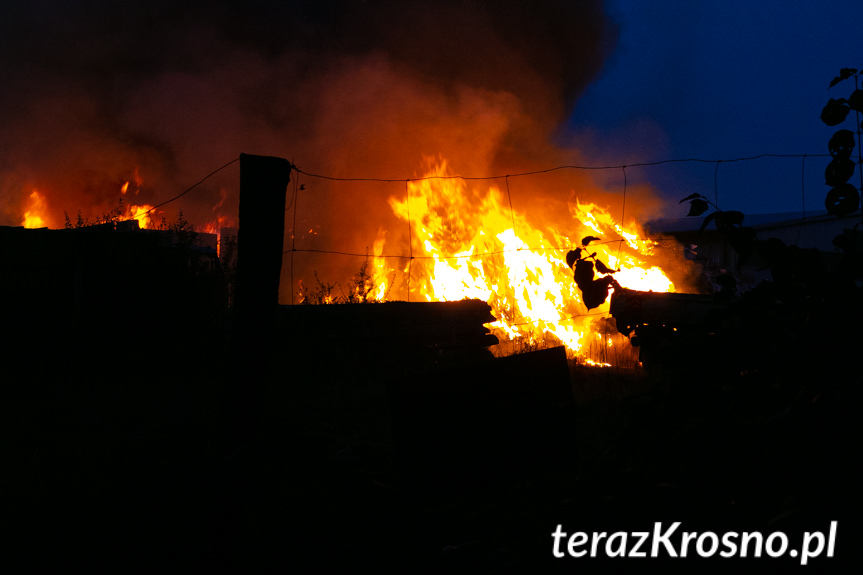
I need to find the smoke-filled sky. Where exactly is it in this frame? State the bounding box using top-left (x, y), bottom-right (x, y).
top-left (0, 0), bottom-right (613, 225)
top-left (2, 0), bottom-right (862, 301)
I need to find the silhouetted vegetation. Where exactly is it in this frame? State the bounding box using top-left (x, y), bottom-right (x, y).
top-left (566, 235), bottom-right (620, 310)
top-left (298, 251), bottom-right (387, 304)
top-left (822, 67), bottom-right (863, 216)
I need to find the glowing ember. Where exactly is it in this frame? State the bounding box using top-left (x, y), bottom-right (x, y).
top-left (373, 161), bottom-right (675, 362)
top-left (21, 190), bottom-right (49, 228)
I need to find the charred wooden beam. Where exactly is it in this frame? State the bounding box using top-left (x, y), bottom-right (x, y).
top-left (610, 286), bottom-right (729, 335)
top-left (278, 299), bottom-right (499, 352)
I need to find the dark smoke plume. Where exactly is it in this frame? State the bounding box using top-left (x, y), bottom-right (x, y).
top-left (0, 0), bottom-right (617, 301)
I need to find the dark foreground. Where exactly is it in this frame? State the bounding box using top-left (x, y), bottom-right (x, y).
top-left (2, 322), bottom-right (860, 574)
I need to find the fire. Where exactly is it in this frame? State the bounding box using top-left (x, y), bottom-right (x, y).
top-left (569, 200), bottom-right (674, 294)
top-left (203, 215), bottom-right (233, 236)
top-left (373, 161), bottom-right (675, 362)
top-left (118, 173), bottom-right (155, 229)
top-left (21, 190), bottom-right (49, 228)
top-left (202, 189), bottom-right (238, 255)
top-left (126, 204), bottom-right (155, 229)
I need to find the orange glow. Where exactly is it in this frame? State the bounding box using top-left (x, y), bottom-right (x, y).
top-left (372, 227), bottom-right (390, 301)
top-left (21, 191), bottom-right (49, 228)
top-left (202, 215), bottom-right (237, 257)
top-left (202, 215), bottom-right (234, 236)
top-left (118, 171), bottom-right (154, 228)
top-left (127, 204), bottom-right (155, 229)
top-left (375, 160), bottom-right (675, 362)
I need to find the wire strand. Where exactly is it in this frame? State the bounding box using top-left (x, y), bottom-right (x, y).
top-left (294, 154), bottom-right (829, 183)
top-left (282, 241), bottom-right (631, 260)
top-left (131, 157), bottom-right (240, 222)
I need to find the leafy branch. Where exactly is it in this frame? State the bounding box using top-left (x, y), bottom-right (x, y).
top-left (566, 236), bottom-right (619, 310)
top-left (679, 194), bottom-right (757, 264)
top-left (821, 67), bottom-right (863, 217)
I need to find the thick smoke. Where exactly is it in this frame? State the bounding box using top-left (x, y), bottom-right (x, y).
top-left (0, 0), bottom-right (620, 301)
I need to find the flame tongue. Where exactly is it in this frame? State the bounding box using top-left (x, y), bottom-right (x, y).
top-left (22, 191), bottom-right (49, 228)
top-left (378, 161), bottom-right (675, 361)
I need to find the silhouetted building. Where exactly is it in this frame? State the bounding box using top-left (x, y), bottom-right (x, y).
top-left (0, 223), bottom-right (226, 339)
top-left (646, 210), bottom-right (861, 289)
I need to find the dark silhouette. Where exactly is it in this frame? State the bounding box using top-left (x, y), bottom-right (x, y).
top-left (567, 236), bottom-right (621, 310)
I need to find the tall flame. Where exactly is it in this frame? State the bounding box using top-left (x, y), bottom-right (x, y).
top-left (374, 161), bottom-right (675, 361)
top-left (21, 191), bottom-right (49, 228)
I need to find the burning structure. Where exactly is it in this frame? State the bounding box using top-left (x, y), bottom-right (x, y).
top-left (0, 1), bottom-right (703, 366)
top-left (354, 161), bottom-right (680, 364)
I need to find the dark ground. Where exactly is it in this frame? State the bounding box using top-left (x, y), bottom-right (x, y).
top-left (2, 322), bottom-right (861, 574)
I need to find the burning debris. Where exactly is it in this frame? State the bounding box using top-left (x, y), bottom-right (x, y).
top-left (361, 160), bottom-right (677, 364)
top-left (0, 0), bottom-right (674, 367)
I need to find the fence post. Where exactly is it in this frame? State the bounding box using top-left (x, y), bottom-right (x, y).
top-left (234, 153), bottom-right (292, 324)
top-left (210, 153), bottom-right (291, 571)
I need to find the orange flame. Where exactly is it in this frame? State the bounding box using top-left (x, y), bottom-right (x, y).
top-left (118, 172), bottom-right (154, 229)
top-left (374, 160), bottom-right (675, 362)
top-left (202, 214), bottom-right (237, 257)
top-left (21, 191), bottom-right (49, 228)
top-left (127, 204), bottom-right (155, 229)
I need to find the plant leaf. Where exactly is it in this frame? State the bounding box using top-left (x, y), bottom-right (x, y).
top-left (679, 193), bottom-right (703, 203)
top-left (830, 68), bottom-right (857, 87)
top-left (825, 184), bottom-right (861, 216)
top-left (573, 259), bottom-right (595, 285)
top-left (821, 99), bottom-right (851, 126)
top-left (686, 199), bottom-right (709, 217)
top-left (595, 259), bottom-right (617, 275)
top-left (848, 89), bottom-right (863, 112)
top-left (825, 157), bottom-right (856, 186)
top-left (828, 129), bottom-right (856, 157)
top-left (565, 248), bottom-right (581, 269)
top-left (581, 235), bottom-right (601, 246)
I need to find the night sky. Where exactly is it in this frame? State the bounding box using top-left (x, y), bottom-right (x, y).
top-left (567, 0), bottom-right (863, 217)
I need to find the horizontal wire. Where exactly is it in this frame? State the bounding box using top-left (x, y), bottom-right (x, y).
top-left (283, 238), bottom-right (637, 260)
top-left (295, 154), bottom-right (831, 183)
top-left (120, 152), bottom-right (829, 223)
